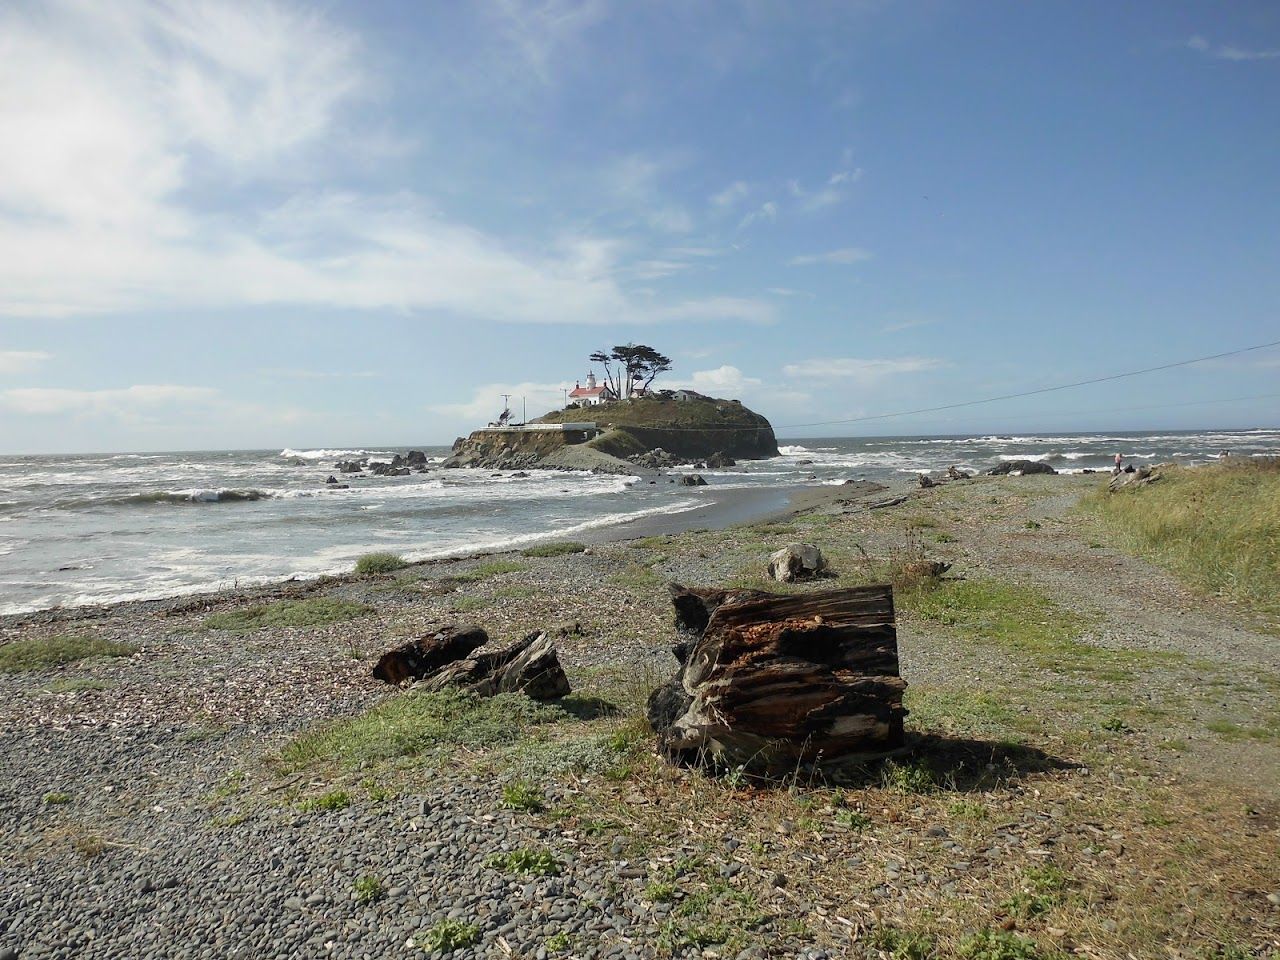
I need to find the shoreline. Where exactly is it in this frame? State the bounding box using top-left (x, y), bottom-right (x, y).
top-left (0, 479), bottom-right (895, 626)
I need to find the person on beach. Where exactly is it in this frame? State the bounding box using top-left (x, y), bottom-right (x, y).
top-left (1113, 453), bottom-right (1123, 474)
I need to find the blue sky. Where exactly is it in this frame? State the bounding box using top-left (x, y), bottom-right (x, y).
top-left (0, 0), bottom-right (1277, 454)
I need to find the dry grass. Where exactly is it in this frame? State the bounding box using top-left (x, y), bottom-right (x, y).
top-left (1084, 458), bottom-right (1280, 619)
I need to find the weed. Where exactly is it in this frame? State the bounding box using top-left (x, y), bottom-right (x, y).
top-left (1025, 520), bottom-right (1042, 530)
top-left (487, 847), bottom-right (561, 877)
top-left (73, 833), bottom-right (109, 858)
top-left (957, 929), bottom-right (1048, 960)
top-left (449, 596), bottom-right (489, 613)
top-left (871, 927), bottom-right (937, 960)
top-left (0, 634), bottom-right (135, 673)
top-left (354, 552), bottom-right (409, 575)
top-left (645, 880), bottom-right (677, 903)
top-left (835, 809), bottom-right (872, 830)
top-left (881, 759), bottom-right (937, 793)
top-left (948, 800), bottom-right (989, 820)
top-left (297, 790), bottom-right (351, 812)
top-left (456, 560), bottom-right (526, 582)
top-left (500, 780), bottom-right (545, 813)
top-left (1102, 716), bottom-right (1131, 733)
top-left (522, 541), bottom-right (586, 558)
top-left (544, 932), bottom-right (573, 952)
top-left (934, 532), bottom-right (958, 544)
top-left (205, 598), bottom-right (372, 631)
top-left (353, 874), bottom-right (384, 904)
top-left (279, 689), bottom-right (575, 772)
top-left (43, 791), bottom-right (72, 805)
top-left (417, 918), bottom-right (479, 951)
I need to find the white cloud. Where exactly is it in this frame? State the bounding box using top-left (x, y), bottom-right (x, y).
top-left (428, 380), bottom-right (575, 425)
top-left (0, 350), bottom-right (52, 374)
top-left (788, 247), bottom-right (872, 266)
top-left (668, 365), bottom-right (761, 396)
top-left (710, 180), bottom-right (750, 209)
top-left (783, 357), bottom-right (946, 382)
top-left (1187, 35), bottom-right (1280, 61)
top-left (2, 384), bottom-right (219, 416)
top-left (738, 201), bottom-right (778, 230)
top-left (0, 4), bottom-right (766, 326)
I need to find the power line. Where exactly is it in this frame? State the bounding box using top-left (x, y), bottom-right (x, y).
top-left (777, 338), bottom-right (1280, 430)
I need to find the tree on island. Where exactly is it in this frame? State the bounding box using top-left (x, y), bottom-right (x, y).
top-left (588, 343), bottom-right (673, 399)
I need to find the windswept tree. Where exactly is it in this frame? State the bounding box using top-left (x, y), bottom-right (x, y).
top-left (588, 343), bottom-right (673, 399)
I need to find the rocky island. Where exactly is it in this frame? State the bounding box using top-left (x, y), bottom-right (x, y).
top-left (443, 391), bottom-right (779, 473)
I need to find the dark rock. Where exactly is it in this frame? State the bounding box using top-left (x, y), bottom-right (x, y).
top-left (987, 459), bottom-right (1056, 476)
top-left (946, 465), bottom-right (971, 480)
top-left (705, 451), bottom-right (737, 468)
top-left (795, 459), bottom-right (814, 466)
top-left (679, 474), bottom-right (708, 487)
top-left (405, 450), bottom-right (428, 466)
top-left (918, 474), bottom-right (936, 488)
top-left (325, 476), bottom-right (338, 484)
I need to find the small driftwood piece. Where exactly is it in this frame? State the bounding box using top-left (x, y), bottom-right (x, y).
top-left (417, 631), bottom-right (571, 701)
top-left (372, 625), bottom-right (488, 685)
top-left (650, 583), bottom-right (906, 775)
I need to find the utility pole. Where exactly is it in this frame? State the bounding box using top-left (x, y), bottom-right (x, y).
top-left (562, 388), bottom-right (568, 408)
top-left (500, 394), bottom-right (511, 415)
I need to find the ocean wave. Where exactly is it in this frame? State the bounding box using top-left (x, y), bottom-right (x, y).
top-left (279, 448), bottom-right (381, 461)
top-left (55, 488), bottom-right (277, 509)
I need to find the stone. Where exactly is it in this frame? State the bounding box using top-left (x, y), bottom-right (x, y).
top-left (766, 543), bottom-right (826, 583)
top-left (678, 474), bottom-right (707, 486)
top-left (705, 451), bottom-right (737, 468)
top-left (1108, 464), bottom-right (1162, 492)
top-left (918, 473), bottom-right (936, 488)
top-left (987, 459), bottom-right (1056, 476)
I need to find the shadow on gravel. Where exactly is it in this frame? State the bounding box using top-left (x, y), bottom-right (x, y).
top-left (831, 733), bottom-right (1080, 794)
top-left (557, 695), bottom-right (619, 721)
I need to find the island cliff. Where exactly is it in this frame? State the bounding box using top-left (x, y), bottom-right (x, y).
top-left (443, 394), bottom-right (779, 473)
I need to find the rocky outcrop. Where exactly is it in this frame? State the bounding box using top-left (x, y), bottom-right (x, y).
top-left (679, 474), bottom-right (707, 487)
top-left (987, 459), bottom-right (1057, 476)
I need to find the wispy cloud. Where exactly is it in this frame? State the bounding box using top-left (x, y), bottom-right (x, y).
top-left (788, 247), bottom-right (872, 266)
top-left (2, 384), bottom-right (218, 416)
top-left (787, 167), bottom-right (863, 212)
top-left (710, 180), bottom-right (750, 210)
top-left (1187, 35), bottom-right (1280, 62)
top-left (0, 350), bottom-right (52, 374)
top-left (881, 317), bottom-right (934, 334)
top-left (427, 379), bottom-right (574, 424)
top-left (738, 201), bottom-right (778, 230)
top-left (783, 357), bottom-right (946, 382)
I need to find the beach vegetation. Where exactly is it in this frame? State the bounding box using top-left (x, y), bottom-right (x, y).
top-left (521, 541), bottom-right (587, 557)
top-left (486, 847), bottom-right (561, 876)
top-left (352, 874), bottom-right (384, 904)
top-left (0, 634), bottom-right (135, 674)
top-left (500, 779), bottom-right (546, 813)
top-left (456, 559), bottom-right (526, 581)
top-left (43, 791), bottom-right (73, 805)
top-left (417, 919), bottom-right (480, 951)
top-left (1084, 458), bottom-right (1280, 617)
top-left (45, 677), bottom-right (113, 693)
top-left (297, 789), bottom-right (351, 812)
top-left (870, 927), bottom-right (938, 960)
top-left (204, 597), bottom-right (372, 631)
top-left (957, 929), bottom-right (1052, 960)
top-left (544, 932), bottom-right (573, 952)
top-left (448, 595), bottom-right (490, 613)
top-left (277, 688), bottom-right (571, 772)
top-left (354, 551), bottom-right (408, 575)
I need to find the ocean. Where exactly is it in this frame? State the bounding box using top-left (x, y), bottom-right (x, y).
top-left (1, 428), bottom-right (1275, 615)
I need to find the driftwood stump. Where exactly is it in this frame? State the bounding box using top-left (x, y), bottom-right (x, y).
top-left (649, 583), bottom-right (906, 774)
top-left (372, 625), bottom-right (488, 685)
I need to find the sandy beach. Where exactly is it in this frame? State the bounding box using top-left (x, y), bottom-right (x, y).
top-left (2, 471), bottom-right (1277, 959)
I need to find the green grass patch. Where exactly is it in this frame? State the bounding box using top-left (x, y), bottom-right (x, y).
top-left (1083, 459), bottom-right (1280, 618)
top-left (871, 927), bottom-right (938, 960)
top-left (417, 918), bottom-right (479, 951)
top-left (500, 780), bottom-right (546, 813)
top-left (0, 634), bottom-right (135, 674)
top-left (958, 928), bottom-right (1054, 960)
top-left (352, 874), bottom-right (384, 904)
top-left (297, 789), bottom-right (351, 812)
top-left (277, 688), bottom-right (572, 772)
top-left (204, 597), bottom-right (372, 631)
top-left (354, 552), bottom-right (409, 575)
top-left (456, 559), bottom-right (526, 582)
top-left (486, 847), bottom-right (561, 876)
top-left (43, 791), bottom-right (72, 805)
top-left (521, 541), bottom-right (586, 558)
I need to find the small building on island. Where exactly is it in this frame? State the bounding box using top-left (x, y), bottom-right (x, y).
top-left (567, 372), bottom-right (616, 407)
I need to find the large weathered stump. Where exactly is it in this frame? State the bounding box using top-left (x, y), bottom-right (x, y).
top-left (372, 625), bottom-right (488, 685)
top-left (418, 631), bottom-right (571, 700)
top-left (649, 583), bottom-right (906, 774)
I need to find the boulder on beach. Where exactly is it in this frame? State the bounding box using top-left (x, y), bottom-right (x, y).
top-left (767, 543), bottom-right (827, 582)
top-left (679, 474), bottom-right (708, 486)
top-left (705, 451), bottom-right (737, 468)
top-left (987, 459), bottom-right (1056, 476)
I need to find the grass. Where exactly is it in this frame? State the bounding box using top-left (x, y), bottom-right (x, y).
top-left (1083, 458), bottom-right (1280, 618)
top-left (486, 847), bottom-right (561, 876)
top-left (958, 929), bottom-right (1054, 960)
top-left (204, 597), bottom-right (373, 631)
top-left (521, 541), bottom-right (587, 557)
top-left (0, 634), bottom-right (135, 674)
top-left (297, 789), bottom-right (351, 812)
top-left (417, 918), bottom-right (479, 951)
top-left (354, 552), bottom-right (408, 575)
top-left (352, 874), bottom-right (384, 904)
top-left (455, 559), bottom-right (526, 582)
top-left (45, 678), bottom-right (113, 693)
top-left (43, 791), bottom-right (72, 804)
top-left (500, 780), bottom-right (546, 813)
top-left (277, 688), bottom-right (572, 772)
top-left (871, 927), bottom-right (938, 960)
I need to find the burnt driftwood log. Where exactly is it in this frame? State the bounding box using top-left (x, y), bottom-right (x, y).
top-left (417, 630), bottom-right (571, 700)
top-left (372, 626), bottom-right (571, 700)
top-left (649, 583), bottom-right (906, 775)
top-left (372, 625), bottom-right (488, 685)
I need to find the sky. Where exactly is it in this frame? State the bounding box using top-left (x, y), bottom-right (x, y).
top-left (0, 0), bottom-right (1277, 454)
